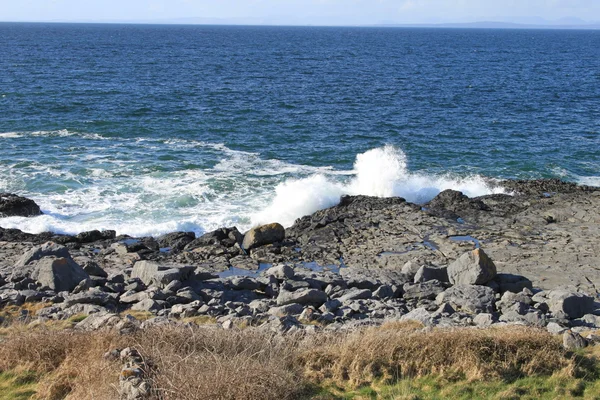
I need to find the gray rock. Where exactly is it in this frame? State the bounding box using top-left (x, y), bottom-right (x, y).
top-left (373, 285), bottom-right (394, 299)
top-left (547, 322), bottom-right (568, 335)
top-left (276, 288), bottom-right (327, 306)
top-left (229, 277), bottom-right (261, 291)
top-left (436, 285), bottom-right (495, 313)
top-left (403, 280), bottom-right (447, 301)
top-left (263, 264), bottom-right (295, 280)
top-left (338, 288), bottom-right (372, 303)
top-left (132, 299), bottom-right (163, 312)
top-left (401, 260), bottom-right (422, 277)
top-left (414, 265), bottom-right (449, 283)
top-left (32, 256), bottom-right (89, 292)
top-left (547, 289), bottom-right (594, 319)
top-left (563, 331), bottom-right (587, 350)
top-left (0, 193), bottom-right (42, 217)
top-left (75, 312), bottom-right (121, 331)
top-left (62, 288), bottom-right (115, 308)
top-left (268, 303), bottom-right (305, 317)
top-left (242, 223), bottom-right (285, 251)
top-left (447, 248), bottom-right (497, 285)
top-left (319, 299), bottom-right (342, 313)
top-left (131, 261), bottom-right (161, 286)
top-left (499, 310), bottom-right (547, 327)
top-left (400, 307), bottom-right (433, 325)
top-left (473, 313), bottom-right (496, 327)
top-left (16, 242), bottom-right (71, 267)
top-left (494, 273), bottom-right (533, 293)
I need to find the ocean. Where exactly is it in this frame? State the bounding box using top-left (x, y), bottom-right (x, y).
top-left (1, 23), bottom-right (599, 237)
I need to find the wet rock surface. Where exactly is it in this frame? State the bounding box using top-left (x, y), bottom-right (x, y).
top-left (1, 179), bottom-right (600, 335)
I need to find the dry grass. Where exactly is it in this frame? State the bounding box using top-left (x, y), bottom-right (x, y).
top-left (0, 318), bottom-right (594, 400)
top-left (135, 326), bottom-right (308, 400)
top-left (299, 324), bottom-right (570, 389)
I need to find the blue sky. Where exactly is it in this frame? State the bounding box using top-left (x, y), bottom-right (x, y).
top-left (1, 0), bottom-right (599, 25)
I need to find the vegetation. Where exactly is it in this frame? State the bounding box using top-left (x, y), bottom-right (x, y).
top-left (0, 315), bottom-right (600, 399)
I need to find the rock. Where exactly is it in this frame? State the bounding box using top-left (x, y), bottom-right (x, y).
top-left (132, 299), bottom-right (163, 313)
top-left (373, 285), bottom-right (394, 299)
top-left (276, 289), bottom-right (327, 306)
top-left (338, 288), bottom-right (372, 303)
top-left (547, 322), bottom-right (568, 335)
top-left (75, 230), bottom-right (116, 243)
top-left (228, 277), bottom-right (261, 291)
top-left (268, 303), bottom-right (305, 317)
top-left (62, 288), bottom-right (114, 308)
top-left (499, 310), bottom-right (547, 327)
top-left (32, 256), bottom-right (90, 292)
top-left (436, 285), bottom-right (496, 313)
top-left (473, 313), bottom-right (496, 327)
top-left (494, 273), bottom-right (533, 293)
top-left (0, 193), bottom-right (42, 217)
top-left (75, 312), bottom-right (121, 331)
top-left (263, 264), bottom-right (295, 280)
top-left (242, 223), bottom-right (285, 251)
top-left (156, 231), bottom-right (195, 252)
top-left (400, 307), bottom-right (432, 325)
top-left (401, 260), bottom-right (422, 277)
top-left (78, 259), bottom-right (108, 278)
top-left (563, 331), bottom-right (587, 350)
top-left (414, 265), bottom-right (449, 283)
top-left (447, 248), bottom-right (497, 285)
top-left (16, 242), bottom-right (71, 267)
top-left (547, 289), bottom-right (594, 319)
top-left (403, 280), bottom-right (447, 301)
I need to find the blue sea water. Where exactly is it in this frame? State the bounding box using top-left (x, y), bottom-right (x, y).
top-left (0, 23), bottom-right (599, 236)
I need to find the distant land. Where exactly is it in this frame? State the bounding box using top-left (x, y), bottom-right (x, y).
top-left (1, 17), bottom-right (600, 30)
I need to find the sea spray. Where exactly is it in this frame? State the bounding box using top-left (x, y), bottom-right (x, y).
top-left (252, 145), bottom-right (506, 227)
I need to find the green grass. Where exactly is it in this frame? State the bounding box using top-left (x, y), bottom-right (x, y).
top-left (316, 375), bottom-right (600, 399)
top-left (0, 371), bottom-right (38, 400)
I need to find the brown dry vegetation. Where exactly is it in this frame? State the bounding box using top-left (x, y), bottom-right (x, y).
top-left (0, 320), bottom-right (596, 400)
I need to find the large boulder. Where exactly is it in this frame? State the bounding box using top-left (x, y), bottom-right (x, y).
top-left (131, 261), bottom-right (195, 288)
top-left (436, 285), bottom-right (496, 313)
top-left (0, 193), bottom-right (42, 217)
top-left (32, 256), bottom-right (89, 292)
top-left (547, 289), bottom-right (595, 319)
top-left (276, 288), bottom-right (327, 306)
top-left (16, 242), bottom-right (71, 267)
top-left (242, 223), bottom-right (285, 251)
top-left (447, 248), bottom-right (497, 285)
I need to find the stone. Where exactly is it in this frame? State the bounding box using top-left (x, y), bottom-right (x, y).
top-left (447, 248), bottom-right (497, 286)
top-left (495, 273), bottom-right (533, 293)
top-left (436, 285), bottom-right (496, 313)
top-left (132, 299), bottom-right (163, 313)
top-left (414, 265), bottom-right (449, 283)
top-left (75, 230), bottom-right (116, 243)
top-left (0, 193), bottom-right (42, 217)
top-left (547, 322), bottom-right (568, 335)
top-left (338, 288), bottom-right (372, 303)
top-left (373, 285), bottom-right (394, 299)
top-left (276, 289), bottom-right (328, 306)
top-left (79, 259), bottom-right (108, 278)
top-left (473, 313), bottom-right (496, 327)
top-left (62, 288), bottom-right (115, 308)
top-left (32, 256), bottom-right (90, 292)
top-left (156, 231), bottom-right (195, 251)
top-left (75, 312), bottom-right (121, 331)
top-left (403, 280), bottom-right (447, 301)
top-left (263, 264), bottom-right (295, 280)
top-left (16, 242), bottom-right (71, 267)
top-left (268, 303), bottom-right (305, 317)
top-left (242, 223), bottom-right (285, 251)
top-left (400, 307), bottom-right (433, 325)
top-left (547, 289), bottom-right (594, 319)
top-left (563, 331), bottom-right (587, 350)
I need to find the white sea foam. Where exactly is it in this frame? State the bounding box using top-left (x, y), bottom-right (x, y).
top-left (576, 176), bottom-right (600, 187)
top-left (253, 145), bottom-right (506, 227)
top-left (0, 143), bottom-right (506, 237)
top-left (0, 132), bottom-right (24, 138)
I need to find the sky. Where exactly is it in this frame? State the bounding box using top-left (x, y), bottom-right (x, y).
top-left (1, 0), bottom-right (600, 25)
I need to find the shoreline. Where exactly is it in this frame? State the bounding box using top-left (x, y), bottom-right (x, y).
top-left (1, 177), bottom-right (600, 335)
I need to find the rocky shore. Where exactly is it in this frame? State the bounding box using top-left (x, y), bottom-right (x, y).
top-left (1, 179), bottom-right (600, 344)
